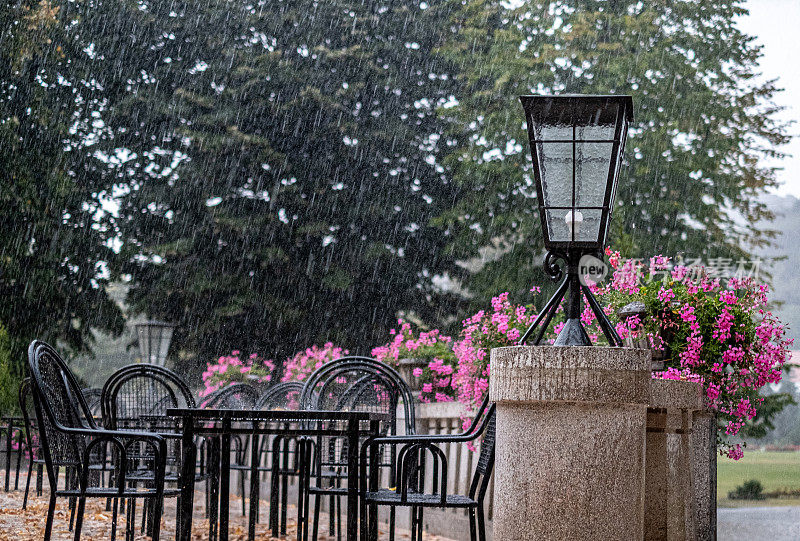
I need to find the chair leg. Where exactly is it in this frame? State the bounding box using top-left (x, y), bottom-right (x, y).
top-left (68, 468), bottom-right (77, 531)
top-left (36, 463), bottom-right (44, 496)
top-left (389, 507), bottom-right (396, 541)
top-left (111, 498), bottom-right (119, 541)
top-left (311, 493), bottom-right (321, 541)
top-left (126, 497), bottom-right (136, 541)
top-left (241, 469), bottom-right (247, 516)
top-left (336, 495), bottom-right (342, 541)
top-left (22, 458), bottom-right (33, 509)
top-left (468, 508), bottom-right (477, 541)
top-left (44, 492), bottom-right (57, 541)
top-left (73, 496), bottom-right (87, 541)
top-left (477, 504), bottom-right (486, 541)
top-left (14, 442), bottom-right (22, 490)
top-left (417, 507), bottom-right (424, 540)
top-left (410, 507), bottom-right (418, 541)
top-left (141, 495), bottom-right (148, 533)
top-left (281, 471), bottom-right (289, 535)
top-left (150, 494), bottom-right (165, 541)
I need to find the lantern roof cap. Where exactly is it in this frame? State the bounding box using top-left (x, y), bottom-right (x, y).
top-left (135, 320), bottom-right (176, 328)
top-left (519, 94), bottom-right (634, 122)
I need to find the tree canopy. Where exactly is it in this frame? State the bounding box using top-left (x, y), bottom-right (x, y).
top-left (0, 0), bottom-right (123, 367)
top-left (0, 0), bottom-right (789, 371)
top-left (437, 0), bottom-right (788, 302)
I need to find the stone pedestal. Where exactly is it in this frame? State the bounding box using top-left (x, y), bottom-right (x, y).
top-left (691, 411), bottom-right (717, 541)
top-left (489, 346), bottom-right (651, 541)
top-left (645, 379), bottom-right (704, 541)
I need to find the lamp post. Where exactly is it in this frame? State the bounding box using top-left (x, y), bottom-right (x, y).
top-left (518, 94), bottom-right (633, 346)
top-left (135, 320), bottom-right (176, 366)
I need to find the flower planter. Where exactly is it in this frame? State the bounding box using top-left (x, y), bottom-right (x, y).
top-left (397, 358), bottom-right (427, 393)
top-left (618, 301), bottom-right (668, 371)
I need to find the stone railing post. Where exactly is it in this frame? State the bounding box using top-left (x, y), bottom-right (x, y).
top-left (489, 345), bottom-right (651, 540)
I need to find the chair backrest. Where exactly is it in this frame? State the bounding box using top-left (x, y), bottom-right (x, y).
top-left (101, 364), bottom-right (196, 430)
top-left (18, 377), bottom-right (40, 461)
top-left (300, 356), bottom-right (416, 435)
top-left (468, 403), bottom-right (497, 502)
top-left (80, 387), bottom-right (103, 419)
top-left (200, 382), bottom-right (259, 409)
top-left (255, 381), bottom-right (304, 410)
top-left (26, 340), bottom-right (97, 476)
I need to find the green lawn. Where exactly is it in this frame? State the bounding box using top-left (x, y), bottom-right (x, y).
top-left (717, 451), bottom-right (800, 507)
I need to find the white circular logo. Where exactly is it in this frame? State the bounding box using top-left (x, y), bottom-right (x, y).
top-left (578, 254), bottom-right (608, 286)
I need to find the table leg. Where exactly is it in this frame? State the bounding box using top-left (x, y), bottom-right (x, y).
top-left (220, 420), bottom-right (231, 541)
top-left (346, 418), bottom-right (359, 541)
top-left (269, 436), bottom-right (282, 537)
top-left (209, 437), bottom-right (220, 541)
top-left (5, 419), bottom-right (13, 491)
top-left (248, 425), bottom-right (260, 541)
top-left (178, 415), bottom-right (197, 541)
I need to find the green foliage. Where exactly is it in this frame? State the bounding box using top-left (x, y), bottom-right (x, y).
top-left (436, 0), bottom-right (789, 304)
top-left (0, 323), bottom-right (19, 415)
top-left (73, 0), bottom-right (466, 365)
top-left (0, 0), bottom-right (123, 366)
top-left (2, 0), bottom-right (789, 380)
top-left (728, 479), bottom-right (765, 500)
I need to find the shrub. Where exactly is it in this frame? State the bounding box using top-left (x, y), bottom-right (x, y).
top-left (601, 251), bottom-right (793, 459)
top-left (728, 479), bottom-right (765, 500)
top-left (372, 320), bottom-right (456, 403)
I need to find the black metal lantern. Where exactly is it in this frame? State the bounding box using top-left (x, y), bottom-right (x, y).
top-left (518, 95), bottom-right (633, 346)
top-left (135, 320), bottom-right (176, 366)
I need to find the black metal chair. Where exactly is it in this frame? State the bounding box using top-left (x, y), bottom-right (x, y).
top-left (361, 397), bottom-right (496, 541)
top-left (256, 381), bottom-right (304, 411)
top-left (297, 356), bottom-right (416, 541)
top-left (26, 340), bottom-right (172, 541)
top-left (81, 387), bottom-right (103, 420)
top-left (19, 377), bottom-right (45, 509)
top-left (227, 382), bottom-right (306, 529)
top-left (198, 382), bottom-right (259, 536)
top-left (101, 363), bottom-right (199, 535)
top-left (200, 382), bottom-right (260, 409)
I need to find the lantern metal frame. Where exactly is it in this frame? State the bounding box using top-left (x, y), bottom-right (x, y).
top-left (135, 320), bottom-right (177, 366)
top-left (517, 95), bottom-right (633, 347)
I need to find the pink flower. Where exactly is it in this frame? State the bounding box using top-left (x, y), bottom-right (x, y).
top-left (412, 367), bottom-right (423, 377)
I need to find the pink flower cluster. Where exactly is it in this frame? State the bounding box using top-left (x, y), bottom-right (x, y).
top-left (451, 293), bottom-right (536, 408)
top-left (372, 319), bottom-right (456, 403)
top-left (281, 343), bottom-right (347, 382)
top-left (603, 252), bottom-right (793, 460)
top-left (200, 350), bottom-right (276, 398)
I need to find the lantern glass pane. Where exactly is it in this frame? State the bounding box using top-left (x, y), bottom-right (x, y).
top-left (136, 325), bottom-right (151, 363)
top-left (575, 123), bottom-right (616, 142)
top-left (575, 141), bottom-right (613, 207)
top-left (534, 123), bottom-right (572, 141)
top-left (574, 208), bottom-right (602, 242)
top-left (545, 209), bottom-right (572, 242)
top-left (538, 143), bottom-right (572, 207)
top-left (158, 326), bottom-right (174, 365)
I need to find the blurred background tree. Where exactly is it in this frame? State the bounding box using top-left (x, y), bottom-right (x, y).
top-left (0, 0), bottom-right (123, 375)
top-left (436, 0), bottom-right (789, 305)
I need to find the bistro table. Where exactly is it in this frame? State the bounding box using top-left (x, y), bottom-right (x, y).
top-left (167, 408), bottom-right (390, 541)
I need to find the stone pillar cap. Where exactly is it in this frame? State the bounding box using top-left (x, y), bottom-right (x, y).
top-left (490, 345), bottom-right (651, 406)
top-left (649, 378), bottom-right (705, 410)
